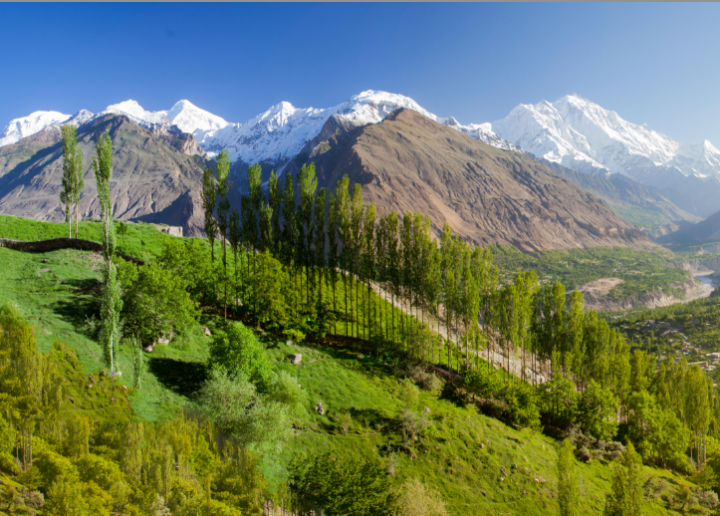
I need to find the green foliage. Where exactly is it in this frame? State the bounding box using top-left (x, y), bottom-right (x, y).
top-left (557, 439), bottom-right (579, 516)
top-left (500, 381), bottom-right (541, 429)
top-left (60, 123), bottom-right (84, 239)
top-left (291, 453), bottom-right (394, 516)
top-left (491, 244), bottom-right (688, 299)
top-left (538, 372), bottom-right (578, 428)
top-left (120, 260), bottom-right (200, 348)
top-left (604, 442), bottom-right (645, 516)
top-left (577, 380), bottom-right (619, 441)
top-left (196, 369), bottom-right (291, 465)
top-left (245, 251), bottom-right (297, 329)
top-left (208, 322), bottom-right (272, 389)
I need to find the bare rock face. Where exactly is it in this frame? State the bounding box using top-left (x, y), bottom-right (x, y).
top-left (288, 353), bottom-right (302, 364)
top-left (203, 327), bottom-right (212, 337)
top-left (285, 108), bottom-right (653, 252)
top-left (0, 114), bottom-right (209, 236)
top-left (315, 401), bottom-right (324, 415)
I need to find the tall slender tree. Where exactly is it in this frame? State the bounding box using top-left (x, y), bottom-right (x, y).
top-left (60, 124), bottom-right (83, 238)
top-left (216, 150), bottom-right (231, 318)
top-left (93, 131), bottom-right (122, 374)
top-left (557, 439), bottom-right (579, 516)
top-left (202, 166), bottom-right (218, 262)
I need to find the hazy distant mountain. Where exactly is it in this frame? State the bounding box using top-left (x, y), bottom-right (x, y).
top-left (488, 94), bottom-right (720, 217)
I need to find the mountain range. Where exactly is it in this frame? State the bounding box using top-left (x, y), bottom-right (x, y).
top-left (1, 89), bottom-right (716, 247)
top-left (3, 90), bottom-right (718, 218)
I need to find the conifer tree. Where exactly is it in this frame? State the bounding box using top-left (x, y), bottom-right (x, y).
top-left (93, 131), bottom-right (122, 373)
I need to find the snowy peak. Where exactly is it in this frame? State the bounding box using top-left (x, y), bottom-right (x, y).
top-left (101, 100), bottom-right (168, 128)
top-left (200, 90), bottom-right (521, 166)
top-left (166, 100), bottom-right (229, 142)
top-left (0, 110), bottom-right (71, 147)
top-left (489, 94), bottom-right (720, 180)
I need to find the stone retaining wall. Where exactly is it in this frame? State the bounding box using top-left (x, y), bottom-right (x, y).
top-left (0, 238), bottom-right (145, 265)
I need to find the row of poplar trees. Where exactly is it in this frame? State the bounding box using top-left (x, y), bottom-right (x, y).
top-left (60, 126), bottom-right (122, 374)
top-left (201, 155), bottom-right (720, 473)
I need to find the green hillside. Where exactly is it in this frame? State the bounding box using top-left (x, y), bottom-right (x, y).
top-left (0, 214), bottom-right (708, 515)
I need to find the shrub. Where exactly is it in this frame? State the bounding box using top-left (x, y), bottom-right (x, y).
top-left (500, 382), bottom-right (541, 429)
top-left (291, 454), bottom-right (394, 516)
top-left (577, 380), bottom-right (618, 442)
top-left (209, 323), bottom-right (273, 390)
top-left (407, 363), bottom-right (442, 391)
top-left (120, 261), bottom-right (200, 348)
top-left (464, 366), bottom-right (502, 400)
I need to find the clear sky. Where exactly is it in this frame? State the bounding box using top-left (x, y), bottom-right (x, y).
top-left (1, 3), bottom-right (719, 145)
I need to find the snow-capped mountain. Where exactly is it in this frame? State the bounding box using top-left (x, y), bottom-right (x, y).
top-left (0, 110), bottom-right (72, 147)
top-left (489, 94), bottom-right (720, 181)
top-left (199, 90), bottom-right (520, 166)
top-left (0, 92), bottom-right (518, 168)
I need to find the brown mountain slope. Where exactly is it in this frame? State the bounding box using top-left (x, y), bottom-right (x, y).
top-left (0, 115), bottom-right (209, 236)
top-left (285, 108), bottom-right (651, 252)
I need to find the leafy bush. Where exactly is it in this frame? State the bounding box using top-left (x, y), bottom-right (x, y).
top-left (464, 366), bottom-right (502, 400)
top-left (500, 382), bottom-right (541, 429)
top-left (119, 260), bottom-right (200, 348)
top-left (407, 363), bottom-right (442, 391)
top-left (209, 322), bottom-right (273, 390)
top-left (577, 380), bottom-right (618, 441)
top-left (196, 369), bottom-right (291, 461)
top-left (291, 454), bottom-right (394, 516)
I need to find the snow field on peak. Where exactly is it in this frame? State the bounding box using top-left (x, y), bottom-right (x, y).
top-left (200, 90), bottom-right (519, 166)
top-left (488, 94), bottom-right (720, 181)
top-left (0, 110), bottom-right (72, 147)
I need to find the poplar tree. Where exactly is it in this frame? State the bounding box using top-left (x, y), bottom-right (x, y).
top-left (327, 190), bottom-right (340, 334)
top-left (216, 150), bottom-right (231, 318)
top-left (362, 203), bottom-right (376, 340)
top-left (557, 439), bottom-right (579, 516)
top-left (334, 176), bottom-right (351, 336)
top-left (228, 209), bottom-right (241, 307)
top-left (93, 131), bottom-right (122, 373)
top-left (297, 163), bottom-right (318, 304)
top-left (313, 188), bottom-right (328, 330)
top-left (604, 442), bottom-right (644, 516)
top-left (60, 124), bottom-right (83, 238)
top-left (349, 183), bottom-right (364, 337)
top-left (268, 170), bottom-right (281, 255)
top-left (202, 166), bottom-right (218, 262)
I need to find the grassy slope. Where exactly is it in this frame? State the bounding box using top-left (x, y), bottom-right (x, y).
top-left (268, 339), bottom-right (684, 515)
top-left (491, 244), bottom-right (690, 299)
top-left (0, 215), bottom-right (690, 514)
top-left (0, 214), bottom-right (173, 261)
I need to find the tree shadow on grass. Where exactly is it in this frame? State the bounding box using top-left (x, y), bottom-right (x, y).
top-left (53, 278), bottom-right (102, 337)
top-left (148, 357), bottom-right (208, 398)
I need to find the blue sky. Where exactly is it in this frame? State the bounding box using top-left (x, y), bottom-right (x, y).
top-left (1, 3), bottom-right (719, 144)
